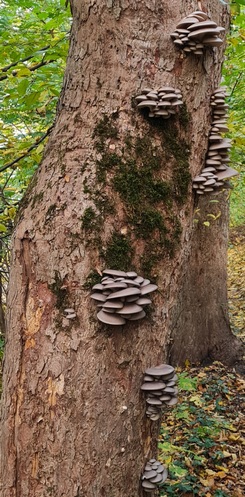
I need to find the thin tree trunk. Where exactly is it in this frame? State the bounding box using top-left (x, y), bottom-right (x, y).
top-left (0, 1), bottom-right (242, 496)
top-left (0, 241), bottom-right (6, 337)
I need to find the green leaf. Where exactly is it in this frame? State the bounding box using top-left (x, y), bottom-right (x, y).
top-left (175, 409), bottom-right (191, 420)
top-left (8, 207), bottom-right (16, 220)
top-left (169, 464), bottom-right (188, 478)
top-left (178, 373), bottom-right (197, 392)
top-left (158, 442), bottom-right (183, 453)
top-left (24, 91), bottom-right (41, 106)
top-left (17, 68), bottom-right (32, 77)
top-left (35, 143), bottom-right (44, 155)
top-left (0, 224), bottom-right (7, 233)
top-left (189, 395), bottom-right (203, 406)
top-left (17, 78), bottom-right (29, 96)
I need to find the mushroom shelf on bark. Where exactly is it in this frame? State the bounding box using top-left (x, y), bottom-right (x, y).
top-left (91, 269), bottom-right (158, 325)
top-left (136, 87), bottom-right (183, 118)
top-left (141, 364), bottom-right (178, 420)
top-left (193, 87), bottom-right (239, 195)
top-left (171, 10), bottom-right (225, 54)
top-left (141, 459), bottom-right (168, 492)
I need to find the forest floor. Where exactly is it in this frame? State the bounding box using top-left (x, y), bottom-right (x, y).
top-left (159, 363), bottom-right (244, 497)
top-left (227, 227), bottom-right (245, 344)
top-left (158, 228), bottom-right (245, 497)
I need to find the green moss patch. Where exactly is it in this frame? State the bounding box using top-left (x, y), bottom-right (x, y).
top-left (172, 164), bottom-right (191, 203)
top-left (159, 121), bottom-right (191, 204)
top-left (49, 271), bottom-right (68, 310)
top-left (133, 208), bottom-right (167, 240)
top-left (140, 250), bottom-right (160, 279)
top-left (93, 114), bottom-right (119, 152)
top-left (83, 270), bottom-right (101, 290)
top-left (96, 152), bottom-right (122, 183)
top-left (113, 160), bottom-right (171, 207)
top-left (178, 102), bottom-right (190, 129)
top-left (103, 233), bottom-right (134, 270)
top-left (86, 114), bottom-right (190, 277)
top-left (81, 207), bottom-right (99, 231)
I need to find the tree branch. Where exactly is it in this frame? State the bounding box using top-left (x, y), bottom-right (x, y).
top-left (0, 45), bottom-right (50, 73)
top-left (0, 126), bottom-right (53, 174)
top-left (0, 59), bottom-right (55, 81)
top-left (229, 72), bottom-right (243, 98)
top-left (0, 33), bottom-right (70, 81)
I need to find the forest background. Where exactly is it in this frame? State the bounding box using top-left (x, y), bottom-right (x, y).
top-left (0, 1), bottom-right (244, 496)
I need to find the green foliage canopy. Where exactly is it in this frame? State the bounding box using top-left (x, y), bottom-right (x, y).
top-left (0, 0), bottom-right (71, 234)
top-left (223, 4), bottom-right (245, 226)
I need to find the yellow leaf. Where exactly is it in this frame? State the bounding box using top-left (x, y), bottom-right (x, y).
top-left (227, 424), bottom-right (237, 432)
top-left (205, 469), bottom-right (216, 476)
top-left (229, 433), bottom-right (240, 441)
top-left (216, 471), bottom-right (227, 479)
top-left (216, 465), bottom-right (229, 473)
top-left (17, 68), bottom-right (31, 76)
top-left (200, 477), bottom-right (215, 487)
top-left (189, 395), bottom-right (203, 406)
top-left (36, 143), bottom-right (44, 155)
top-left (197, 371), bottom-right (207, 378)
top-left (5, 187), bottom-right (17, 192)
top-left (36, 105), bottom-right (46, 115)
top-left (221, 451), bottom-right (232, 458)
top-left (0, 223), bottom-right (7, 233)
top-left (8, 207), bottom-right (16, 220)
top-left (39, 90), bottom-right (49, 100)
top-left (64, 175), bottom-right (70, 182)
top-left (185, 359), bottom-right (190, 368)
top-left (214, 211), bottom-right (221, 220)
top-left (184, 456), bottom-right (193, 468)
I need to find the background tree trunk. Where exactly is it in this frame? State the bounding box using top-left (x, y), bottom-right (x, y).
top-left (0, 1), bottom-right (243, 496)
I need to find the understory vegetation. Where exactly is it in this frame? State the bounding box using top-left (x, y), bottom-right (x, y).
top-left (159, 363), bottom-right (245, 497)
top-left (0, 1), bottom-right (244, 494)
top-left (223, 2), bottom-right (245, 227)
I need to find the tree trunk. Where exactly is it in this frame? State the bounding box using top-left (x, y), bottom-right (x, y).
top-left (0, 1), bottom-right (243, 496)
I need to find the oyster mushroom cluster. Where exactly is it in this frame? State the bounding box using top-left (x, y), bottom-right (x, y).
top-left (141, 364), bottom-right (178, 421)
top-left (91, 269), bottom-right (158, 325)
top-left (171, 10), bottom-right (225, 55)
top-left (136, 87), bottom-right (183, 118)
top-left (142, 459), bottom-right (168, 493)
top-left (64, 308), bottom-right (76, 319)
top-left (193, 87), bottom-right (238, 195)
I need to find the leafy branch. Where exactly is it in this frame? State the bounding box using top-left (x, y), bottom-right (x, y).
top-left (0, 126), bottom-right (53, 174)
top-left (0, 45), bottom-right (50, 73)
top-left (229, 71), bottom-right (243, 97)
top-left (0, 33), bottom-right (69, 81)
top-left (0, 59), bottom-right (55, 81)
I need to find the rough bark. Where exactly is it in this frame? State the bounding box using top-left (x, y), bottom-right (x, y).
top-left (0, 1), bottom-right (243, 496)
top-left (169, 195), bottom-right (243, 365)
